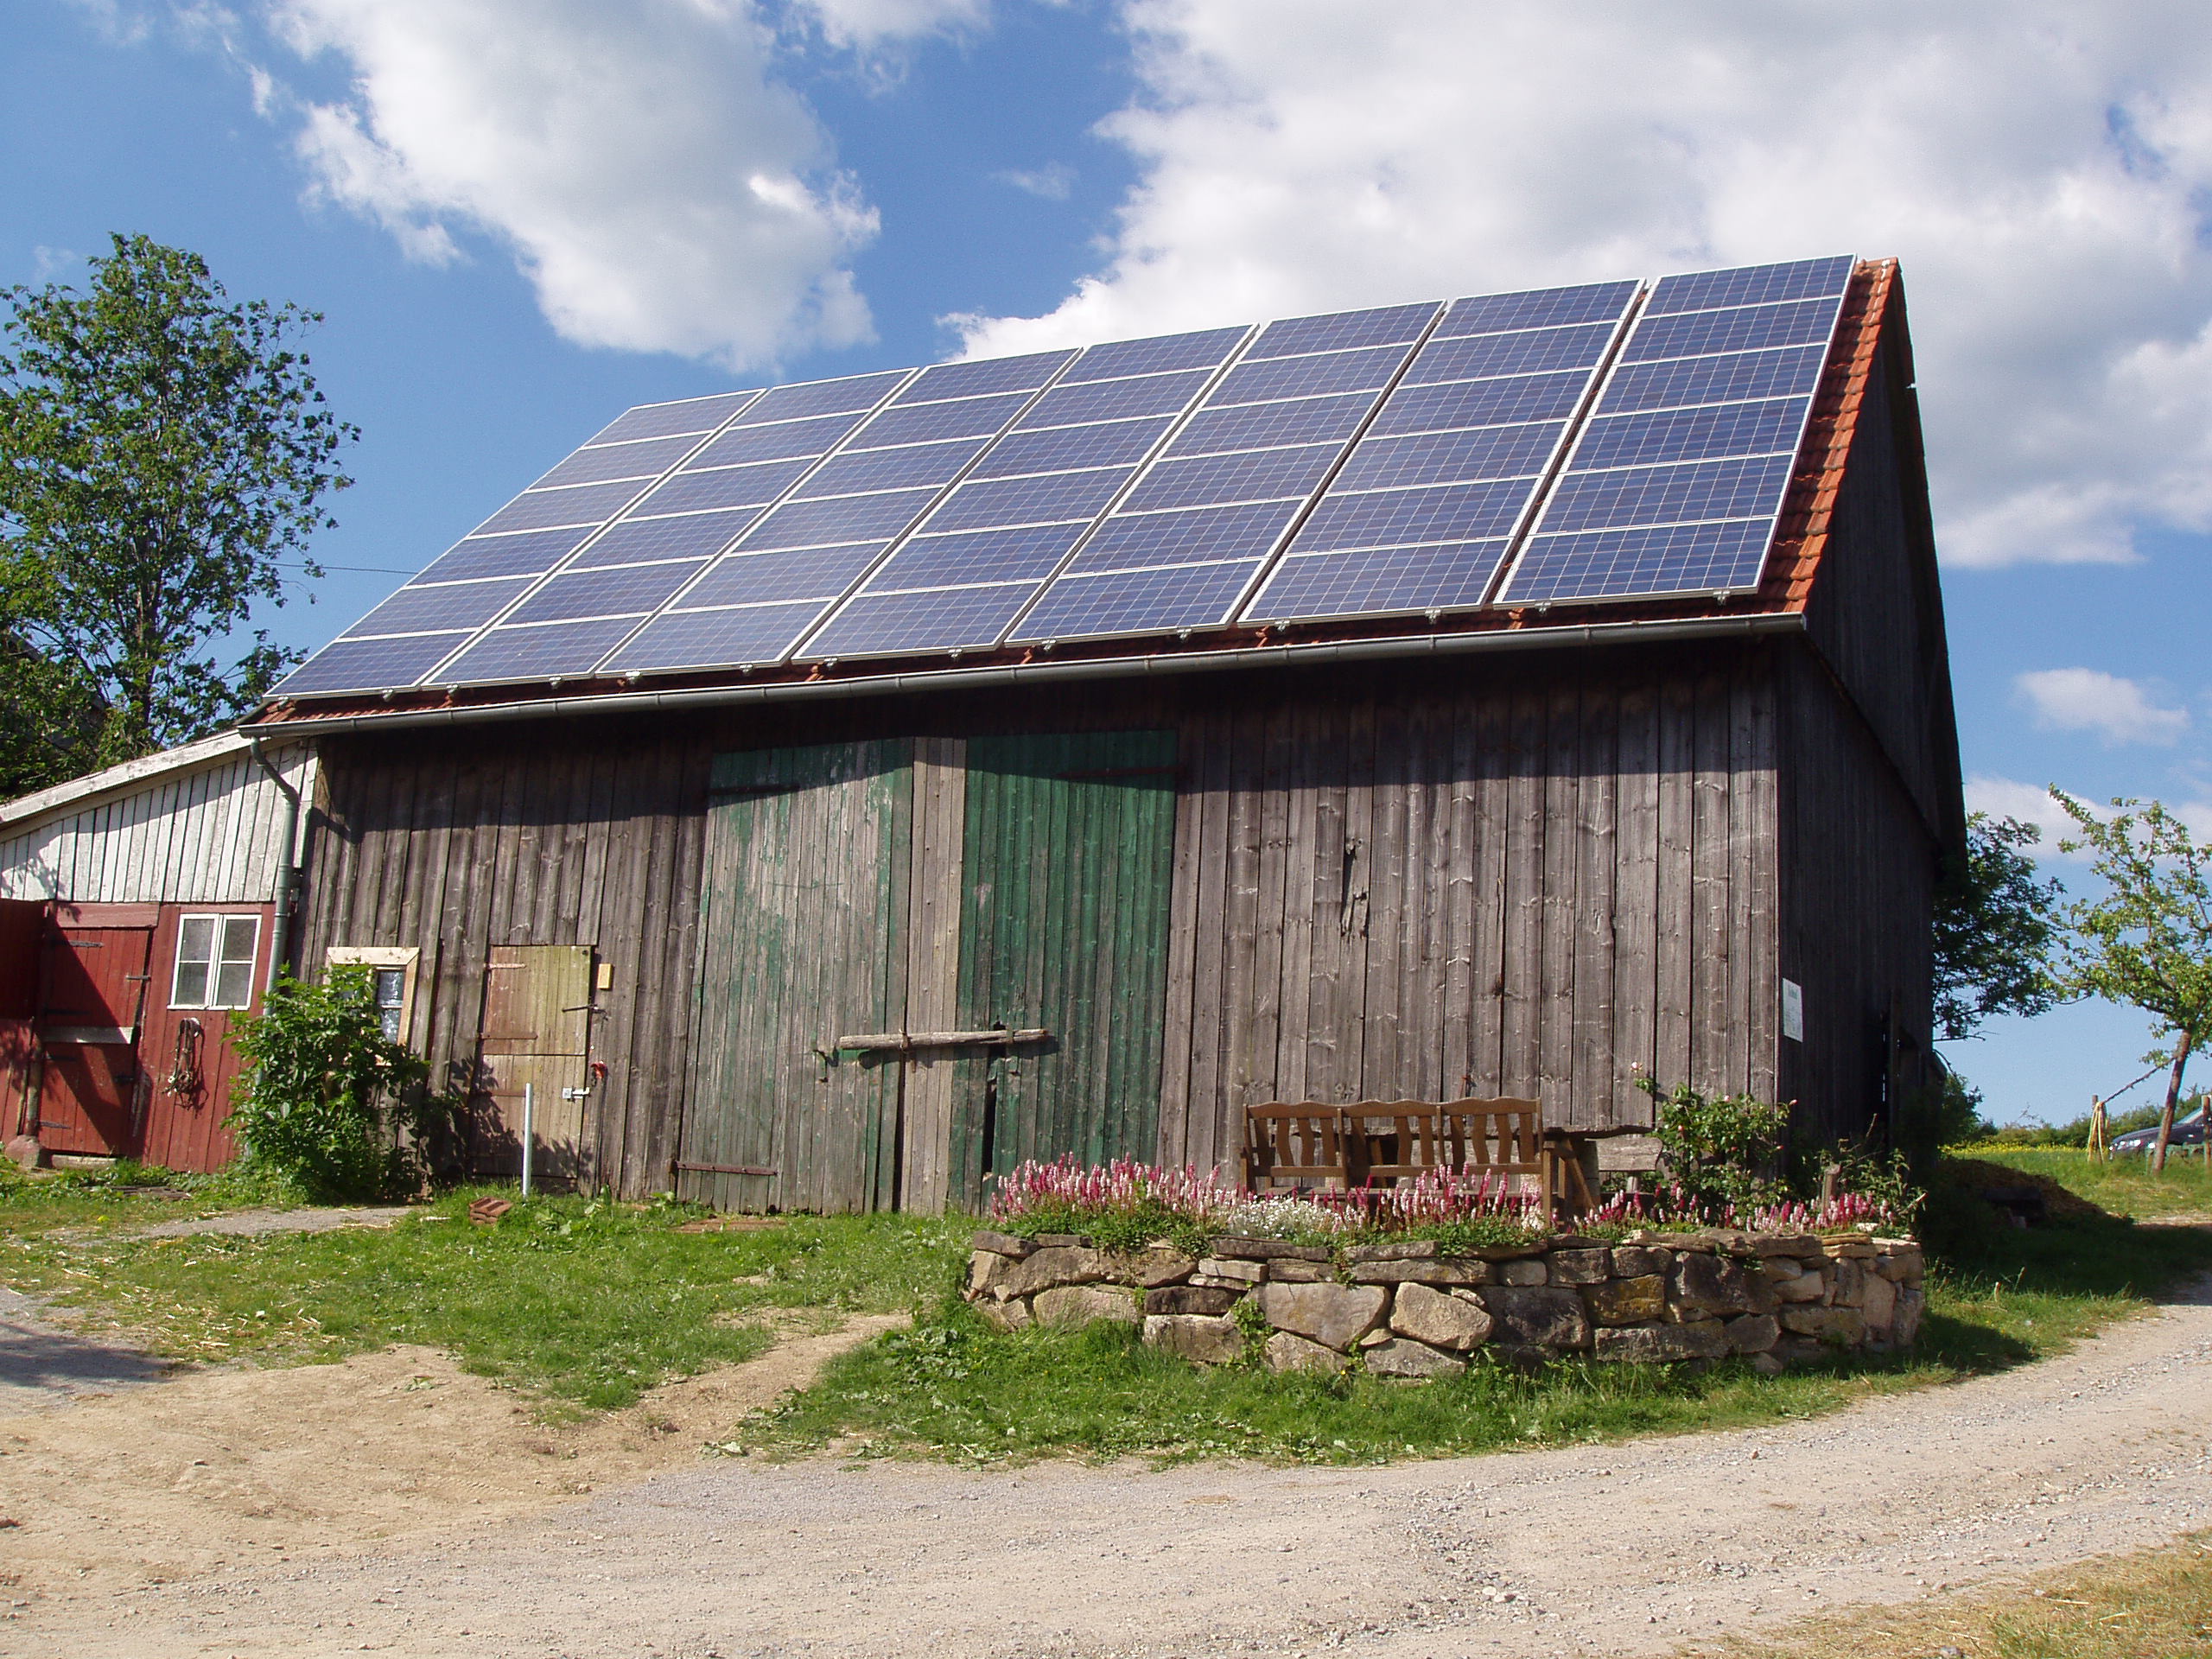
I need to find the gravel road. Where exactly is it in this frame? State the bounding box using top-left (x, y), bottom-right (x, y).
top-left (18, 1281), bottom-right (2212, 1659)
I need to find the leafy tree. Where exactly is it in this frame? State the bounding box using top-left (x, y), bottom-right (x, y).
top-left (2052, 791), bottom-right (2212, 1170)
top-left (0, 233), bottom-right (355, 767)
top-left (0, 630), bottom-right (105, 795)
top-left (1931, 811), bottom-right (2064, 1041)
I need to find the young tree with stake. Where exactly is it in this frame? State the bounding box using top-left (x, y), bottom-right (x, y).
top-left (0, 233), bottom-right (354, 774)
top-left (2052, 791), bottom-right (2212, 1172)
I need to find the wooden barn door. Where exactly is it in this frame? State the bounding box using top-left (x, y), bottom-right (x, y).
top-left (946, 730), bottom-right (1178, 1205)
top-left (471, 944), bottom-right (594, 1185)
top-left (680, 741), bottom-right (911, 1215)
top-left (35, 910), bottom-right (156, 1158)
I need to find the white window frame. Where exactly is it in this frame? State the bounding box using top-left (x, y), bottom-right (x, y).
top-left (327, 945), bottom-right (422, 1047)
top-left (170, 912), bottom-right (263, 1011)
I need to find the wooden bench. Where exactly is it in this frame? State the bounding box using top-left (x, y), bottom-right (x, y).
top-left (1243, 1096), bottom-right (1600, 1219)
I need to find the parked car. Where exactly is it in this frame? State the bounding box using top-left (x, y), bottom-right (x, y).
top-left (2112, 1117), bottom-right (2211, 1154)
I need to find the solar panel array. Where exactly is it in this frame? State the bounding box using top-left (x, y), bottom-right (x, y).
top-left (1497, 255), bottom-right (1853, 605)
top-left (274, 256), bottom-right (1855, 700)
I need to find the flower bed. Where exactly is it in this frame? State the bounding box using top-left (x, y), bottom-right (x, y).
top-left (967, 1158), bottom-right (1921, 1373)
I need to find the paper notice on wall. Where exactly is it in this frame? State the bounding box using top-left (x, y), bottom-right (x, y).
top-left (1781, 978), bottom-right (1804, 1043)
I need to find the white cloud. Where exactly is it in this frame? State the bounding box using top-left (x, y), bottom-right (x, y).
top-left (2016, 668), bottom-right (2190, 746)
top-left (264, 0), bottom-right (879, 369)
top-left (953, 3), bottom-right (2212, 570)
top-left (787, 0), bottom-right (988, 50)
top-left (996, 162), bottom-right (1075, 200)
top-left (1965, 775), bottom-right (2082, 850)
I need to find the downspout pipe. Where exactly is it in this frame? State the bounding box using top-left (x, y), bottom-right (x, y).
top-left (247, 736), bottom-right (303, 995)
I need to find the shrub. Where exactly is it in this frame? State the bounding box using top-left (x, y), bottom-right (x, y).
top-left (1636, 1073), bottom-right (1790, 1221)
top-left (226, 964), bottom-right (448, 1201)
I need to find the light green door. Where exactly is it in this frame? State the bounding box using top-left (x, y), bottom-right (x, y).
top-left (949, 730), bottom-right (1179, 1206)
top-left (679, 741), bottom-right (911, 1213)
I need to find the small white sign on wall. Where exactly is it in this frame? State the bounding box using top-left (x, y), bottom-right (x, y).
top-left (1781, 978), bottom-right (1805, 1043)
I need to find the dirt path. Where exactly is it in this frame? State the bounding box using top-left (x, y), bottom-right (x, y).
top-left (5, 1287), bottom-right (2208, 1659)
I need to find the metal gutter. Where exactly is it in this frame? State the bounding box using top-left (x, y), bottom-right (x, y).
top-left (251, 611), bottom-right (1808, 736)
top-left (246, 736), bottom-right (304, 993)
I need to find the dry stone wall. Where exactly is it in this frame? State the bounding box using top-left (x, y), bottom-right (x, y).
top-left (965, 1229), bottom-right (1923, 1376)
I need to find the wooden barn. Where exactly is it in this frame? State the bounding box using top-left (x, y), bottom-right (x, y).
top-left (249, 254), bottom-right (1962, 1211)
top-left (0, 731), bottom-right (316, 1171)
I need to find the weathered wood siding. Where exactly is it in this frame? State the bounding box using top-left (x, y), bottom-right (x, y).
top-left (1154, 652), bottom-right (1781, 1171)
top-left (296, 723), bottom-right (707, 1197)
top-left (0, 743), bottom-right (314, 905)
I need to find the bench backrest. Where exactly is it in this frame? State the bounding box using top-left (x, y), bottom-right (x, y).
top-left (1243, 1103), bottom-right (1357, 1187)
top-left (1244, 1096), bottom-right (1551, 1186)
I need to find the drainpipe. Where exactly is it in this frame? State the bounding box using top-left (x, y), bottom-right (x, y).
top-left (247, 737), bottom-right (303, 995)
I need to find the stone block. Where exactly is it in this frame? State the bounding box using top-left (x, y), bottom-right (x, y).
top-left (1593, 1320), bottom-right (1727, 1363)
top-left (1724, 1313), bottom-right (1780, 1354)
top-left (1143, 1284), bottom-right (1241, 1317)
top-left (1609, 1246), bottom-right (1672, 1279)
top-left (1893, 1286), bottom-right (1925, 1346)
top-left (1585, 1274), bottom-right (1665, 1325)
top-left (1829, 1258), bottom-right (1866, 1306)
top-left (1498, 1259), bottom-right (1549, 1287)
top-left (1750, 1351), bottom-right (1786, 1376)
top-left (1750, 1233), bottom-right (1821, 1257)
top-left (1669, 1252), bottom-right (1752, 1318)
top-left (1265, 1331), bottom-right (1351, 1375)
top-left (974, 1297), bottom-right (1031, 1333)
top-left (1032, 1232), bottom-right (1090, 1249)
top-left (969, 1250), bottom-right (1009, 1296)
top-left (1389, 1282), bottom-right (1495, 1351)
top-left (1872, 1248), bottom-right (1923, 1284)
top-left (1475, 1286), bottom-right (1592, 1350)
top-left (1475, 1243), bottom-right (1548, 1262)
top-left (1256, 1281), bottom-right (1389, 1351)
top-left (1858, 1272), bottom-right (1897, 1332)
top-left (1779, 1306), bottom-right (1865, 1344)
top-left (1193, 1256), bottom-right (1266, 1285)
top-left (1143, 1313), bottom-right (1245, 1365)
top-left (1351, 1259), bottom-right (1463, 1286)
top-left (1548, 1248), bottom-right (1611, 1285)
top-left (993, 1246), bottom-right (1107, 1300)
top-left (1344, 1239), bottom-right (1439, 1262)
top-left (1033, 1285), bottom-right (1139, 1328)
top-left (1267, 1258), bottom-right (1334, 1284)
top-left (1363, 1338), bottom-right (1466, 1379)
top-left (1209, 1236), bottom-right (1334, 1262)
top-left (1109, 1247), bottom-right (1197, 1288)
top-left (970, 1230), bottom-right (1037, 1258)
top-left (1190, 1274), bottom-right (1250, 1291)
top-left (1771, 1268), bottom-right (1827, 1304)
top-left (1761, 1255), bottom-right (1806, 1281)
top-left (1824, 1238), bottom-right (1878, 1260)
top-left (1649, 1233), bottom-right (1717, 1253)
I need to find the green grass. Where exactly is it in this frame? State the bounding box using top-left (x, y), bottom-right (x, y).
top-left (0, 1185), bottom-right (966, 1412)
top-left (1967, 1142), bottom-right (2212, 1222)
top-left (11, 1146), bottom-right (2212, 1452)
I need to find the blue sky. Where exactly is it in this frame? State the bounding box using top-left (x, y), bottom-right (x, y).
top-left (10, 1), bottom-right (2212, 1123)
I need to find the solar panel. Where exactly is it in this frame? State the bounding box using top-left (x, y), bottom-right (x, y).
top-left (1240, 281), bottom-right (1635, 626)
top-left (275, 258), bottom-right (1861, 700)
top-left (1498, 256), bottom-right (1853, 605)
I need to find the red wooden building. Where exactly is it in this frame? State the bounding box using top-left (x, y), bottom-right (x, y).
top-left (0, 732), bottom-right (315, 1172)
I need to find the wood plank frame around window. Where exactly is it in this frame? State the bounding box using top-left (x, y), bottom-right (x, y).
top-left (327, 945), bottom-right (422, 1049)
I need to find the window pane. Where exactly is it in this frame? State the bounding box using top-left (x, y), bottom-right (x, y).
top-left (177, 916), bottom-right (215, 967)
top-left (220, 917), bottom-right (260, 970)
top-left (173, 961), bottom-right (210, 1007)
top-left (374, 968), bottom-right (407, 1008)
top-left (215, 961), bottom-right (255, 1009)
top-left (379, 1005), bottom-right (404, 1041)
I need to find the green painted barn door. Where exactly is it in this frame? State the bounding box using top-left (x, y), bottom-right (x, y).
top-left (951, 730), bottom-right (1178, 1203)
top-left (681, 741), bottom-right (911, 1214)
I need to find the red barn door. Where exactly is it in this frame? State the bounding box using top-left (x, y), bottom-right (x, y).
top-left (36, 907), bottom-right (156, 1157)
